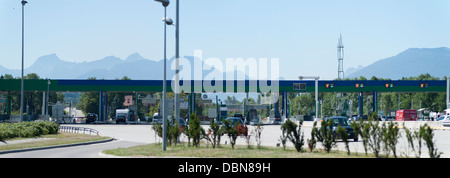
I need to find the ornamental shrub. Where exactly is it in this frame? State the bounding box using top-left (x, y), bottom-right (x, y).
top-left (0, 121), bottom-right (58, 141)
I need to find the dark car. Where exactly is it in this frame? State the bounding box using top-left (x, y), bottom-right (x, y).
top-left (169, 118), bottom-right (187, 132)
top-left (222, 117), bottom-right (248, 136)
top-left (85, 113), bottom-right (98, 124)
top-left (233, 113), bottom-right (246, 124)
top-left (323, 116), bottom-right (358, 141)
top-left (116, 115), bottom-right (127, 124)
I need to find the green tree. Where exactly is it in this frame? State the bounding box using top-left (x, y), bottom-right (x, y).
top-left (223, 119), bottom-right (239, 149)
top-left (308, 121), bottom-right (318, 152)
top-left (382, 121), bottom-right (401, 158)
top-left (315, 119), bottom-right (336, 153)
top-left (187, 113), bottom-right (203, 148)
top-left (281, 119), bottom-right (305, 152)
top-left (336, 125), bottom-right (350, 155)
top-left (77, 92), bottom-right (99, 115)
top-left (404, 123), bottom-right (425, 158)
top-left (205, 119), bottom-right (223, 148)
top-left (422, 124), bottom-right (442, 158)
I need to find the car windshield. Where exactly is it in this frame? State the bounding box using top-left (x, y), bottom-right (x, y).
top-left (331, 117), bottom-right (349, 126)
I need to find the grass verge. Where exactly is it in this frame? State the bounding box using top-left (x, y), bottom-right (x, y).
top-left (103, 142), bottom-right (374, 158)
top-left (0, 132), bottom-right (110, 151)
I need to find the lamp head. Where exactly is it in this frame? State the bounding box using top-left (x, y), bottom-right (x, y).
top-left (154, 0), bottom-right (170, 7)
top-left (21, 0), bottom-right (28, 6)
top-left (162, 17), bottom-right (174, 25)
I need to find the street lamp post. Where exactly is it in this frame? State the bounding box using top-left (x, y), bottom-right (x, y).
top-left (298, 76), bottom-right (320, 121)
top-left (20, 0), bottom-right (28, 121)
top-left (155, 0), bottom-right (170, 151)
top-left (46, 79), bottom-right (50, 116)
top-left (174, 0), bottom-right (180, 132)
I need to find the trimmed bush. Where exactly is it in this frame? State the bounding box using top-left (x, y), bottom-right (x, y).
top-left (0, 121), bottom-right (59, 141)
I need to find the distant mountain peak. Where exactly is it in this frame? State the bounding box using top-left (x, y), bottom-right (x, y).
top-left (347, 47), bottom-right (450, 79)
top-left (126, 53), bottom-right (146, 61)
top-left (35, 53), bottom-right (62, 63)
top-left (398, 47), bottom-right (450, 56)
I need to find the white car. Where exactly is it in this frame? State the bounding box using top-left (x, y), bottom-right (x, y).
top-left (439, 115), bottom-right (450, 127)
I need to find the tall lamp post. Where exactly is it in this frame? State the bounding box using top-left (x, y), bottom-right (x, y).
top-left (174, 0), bottom-right (180, 133)
top-left (20, 0), bottom-right (28, 121)
top-left (46, 78), bottom-right (50, 116)
top-left (155, 0), bottom-right (170, 151)
top-left (298, 76), bottom-right (320, 121)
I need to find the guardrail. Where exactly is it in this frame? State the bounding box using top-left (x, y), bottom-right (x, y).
top-left (59, 126), bottom-right (100, 135)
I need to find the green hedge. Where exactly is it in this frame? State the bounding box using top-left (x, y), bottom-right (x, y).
top-left (0, 121), bottom-right (59, 141)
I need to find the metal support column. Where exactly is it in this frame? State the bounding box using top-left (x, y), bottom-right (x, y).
top-left (274, 93), bottom-right (279, 117)
top-left (359, 92), bottom-right (363, 116)
top-left (105, 92), bottom-right (108, 121)
top-left (191, 93), bottom-right (196, 115)
top-left (373, 91), bottom-right (378, 114)
top-left (281, 92), bottom-right (286, 118)
top-left (6, 91), bottom-right (11, 115)
top-left (99, 90), bottom-right (103, 122)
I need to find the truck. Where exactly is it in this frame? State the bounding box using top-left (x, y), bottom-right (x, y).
top-left (395, 109), bottom-right (417, 121)
top-left (116, 109), bottom-right (131, 124)
top-left (417, 108), bottom-right (431, 121)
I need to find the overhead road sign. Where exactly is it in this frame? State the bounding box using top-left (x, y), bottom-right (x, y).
top-left (0, 79), bottom-right (447, 93)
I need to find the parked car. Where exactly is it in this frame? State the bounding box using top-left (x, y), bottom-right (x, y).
top-left (233, 113), bottom-right (246, 124)
top-left (323, 116), bottom-right (358, 141)
top-left (169, 118), bottom-right (187, 132)
top-left (85, 113), bottom-right (98, 124)
top-left (222, 117), bottom-right (248, 136)
top-left (380, 115), bottom-right (395, 121)
top-left (437, 115), bottom-right (450, 121)
top-left (116, 109), bottom-right (130, 124)
top-left (438, 115), bottom-right (450, 126)
top-left (152, 113), bottom-right (163, 124)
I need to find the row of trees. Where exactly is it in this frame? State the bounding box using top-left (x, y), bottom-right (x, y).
top-left (280, 114), bottom-right (442, 158)
top-left (150, 112), bottom-right (441, 158)
top-left (152, 113), bottom-right (255, 149)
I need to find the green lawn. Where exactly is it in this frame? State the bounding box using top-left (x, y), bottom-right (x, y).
top-left (0, 132), bottom-right (110, 151)
top-left (103, 142), bottom-right (374, 158)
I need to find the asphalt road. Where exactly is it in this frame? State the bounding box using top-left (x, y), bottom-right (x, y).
top-left (1, 123), bottom-right (450, 158)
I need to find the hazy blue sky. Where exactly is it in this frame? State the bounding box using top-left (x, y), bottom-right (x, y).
top-left (1, 0), bottom-right (450, 79)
